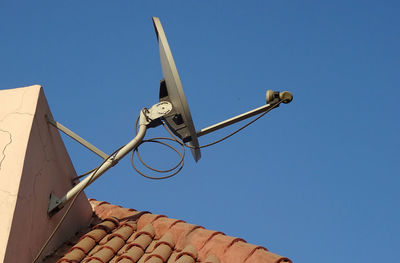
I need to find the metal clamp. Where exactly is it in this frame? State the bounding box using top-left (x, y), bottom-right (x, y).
top-left (144, 101), bottom-right (172, 122)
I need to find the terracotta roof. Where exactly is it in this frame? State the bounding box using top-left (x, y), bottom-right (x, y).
top-left (53, 199), bottom-right (291, 263)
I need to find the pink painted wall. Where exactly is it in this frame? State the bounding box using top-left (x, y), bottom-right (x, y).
top-left (0, 85), bottom-right (93, 262)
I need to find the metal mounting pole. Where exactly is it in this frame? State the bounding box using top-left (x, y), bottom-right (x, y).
top-left (48, 102), bottom-right (173, 216)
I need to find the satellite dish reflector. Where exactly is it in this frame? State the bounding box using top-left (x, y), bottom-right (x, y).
top-left (44, 17), bottom-right (293, 218)
top-left (152, 17), bottom-right (201, 162)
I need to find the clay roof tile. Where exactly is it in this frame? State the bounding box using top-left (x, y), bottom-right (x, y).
top-left (93, 218), bottom-right (119, 233)
top-left (154, 232), bottom-right (175, 249)
top-left (137, 214), bottom-right (167, 229)
top-left (201, 255), bottom-right (221, 263)
top-left (131, 223), bottom-right (156, 241)
top-left (244, 248), bottom-right (292, 263)
top-left (174, 244), bottom-right (198, 263)
top-left (54, 200), bottom-right (291, 263)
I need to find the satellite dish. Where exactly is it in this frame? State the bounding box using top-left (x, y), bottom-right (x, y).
top-left (152, 17), bottom-right (201, 161)
top-left (46, 17), bottom-right (293, 217)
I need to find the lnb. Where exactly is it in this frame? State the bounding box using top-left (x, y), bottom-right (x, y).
top-left (266, 90), bottom-right (293, 104)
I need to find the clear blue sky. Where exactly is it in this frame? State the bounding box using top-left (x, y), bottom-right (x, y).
top-left (1, 1), bottom-right (399, 262)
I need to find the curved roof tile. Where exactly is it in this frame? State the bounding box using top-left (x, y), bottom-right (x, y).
top-left (55, 199), bottom-right (291, 263)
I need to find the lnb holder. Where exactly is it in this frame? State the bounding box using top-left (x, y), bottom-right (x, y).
top-left (195, 90), bottom-right (293, 138)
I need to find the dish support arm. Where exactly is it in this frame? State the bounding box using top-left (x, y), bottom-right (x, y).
top-left (48, 102), bottom-right (172, 216)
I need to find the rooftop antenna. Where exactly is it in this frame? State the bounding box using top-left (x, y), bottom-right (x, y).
top-left (46, 17), bottom-right (293, 216)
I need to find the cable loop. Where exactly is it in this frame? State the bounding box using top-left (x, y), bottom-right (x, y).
top-left (131, 118), bottom-right (185, 180)
top-left (136, 138), bottom-right (184, 172)
top-left (131, 137), bottom-right (185, 179)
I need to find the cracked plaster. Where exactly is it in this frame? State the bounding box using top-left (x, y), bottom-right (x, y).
top-left (0, 129), bottom-right (12, 171)
top-left (0, 85), bottom-right (93, 263)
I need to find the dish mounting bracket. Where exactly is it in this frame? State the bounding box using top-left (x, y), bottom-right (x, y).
top-left (47, 102), bottom-right (173, 217)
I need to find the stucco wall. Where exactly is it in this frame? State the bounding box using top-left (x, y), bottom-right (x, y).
top-left (0, 85), bottom-right (93, 262)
